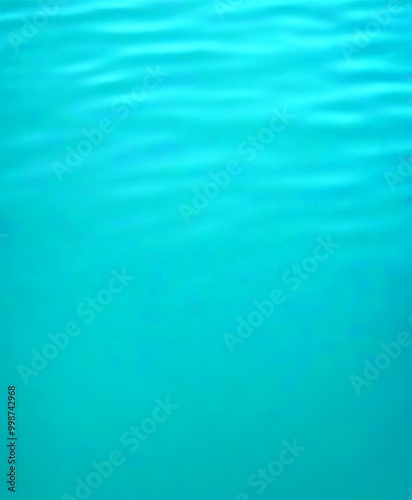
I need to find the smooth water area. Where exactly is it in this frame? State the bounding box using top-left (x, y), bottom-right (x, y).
top-left (1, 1), bottom-right (412, 499)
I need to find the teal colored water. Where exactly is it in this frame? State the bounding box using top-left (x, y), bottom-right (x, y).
top-left (1, 1), bottom-right (412, 499)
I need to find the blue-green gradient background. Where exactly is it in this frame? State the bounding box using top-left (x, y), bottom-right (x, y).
top-left (1, 1), bottom-right (412, 499)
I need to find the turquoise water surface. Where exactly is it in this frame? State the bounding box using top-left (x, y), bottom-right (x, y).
top-left (1, 1), bottom-right (412, 499)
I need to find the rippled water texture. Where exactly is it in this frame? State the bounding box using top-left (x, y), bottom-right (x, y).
top-left (1, 1), bottom-right (412, 499)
